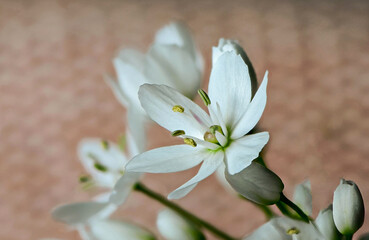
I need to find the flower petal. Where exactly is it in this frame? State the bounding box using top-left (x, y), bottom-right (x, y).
top-left (139, 84), bottom-right (212, 138)
top-left (168, 151), bottom-right (223, 199)
top-left (154, 21), bottom-right (204, 75)
top-left (126, 145), bottom-right (207, 173)
top-left (145, 44), bottom-right (201, 99)
top-left (113, 49), bottom-right (147, 111)
top-left (208, 52), bottom-right (252, 129)
top-left (109, 172), bottom-right (141, 206)
top-left (226, 132), bottom-right (269, 175)
top-left (232, 71), bottom-right (268, 139)
top-left (52, 202), bottom-right (110, 225)
top-left (127, 107), bottom-right (147, 156)
top-left (104, 74), bottom-right (128, 107)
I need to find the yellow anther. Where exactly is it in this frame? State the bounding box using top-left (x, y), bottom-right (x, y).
top-left (172, 105), bottom-right (185, 113)
top-left (209, 125), bottom-right (224, 135)
top-left (101, 140), bottom-right (109, 150)
top-left (184, 138), bottom-right (197, 147)
top-left (198, 89), bottom-right (211, 106)
top-left (286, 227), bottom-right (300, 235)
top-left (171, 130), bottom-right (186, 136)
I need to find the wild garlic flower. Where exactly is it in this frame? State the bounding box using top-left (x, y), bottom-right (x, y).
top-left (126, 51), bottom-right (269, 199)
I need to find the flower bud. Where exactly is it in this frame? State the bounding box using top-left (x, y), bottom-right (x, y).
top-left (225, 162), bottom-right (284, 205)
top-left (333, 179), bottom-right (365, 235)
top-left (156, 209), bottom-right (205, 240)
top-left (315, 205), bottom-right (342, 240)
top-left (293, 180), bottom-right (312, 216)
top-left (90, 219), bottom-right (156, 240)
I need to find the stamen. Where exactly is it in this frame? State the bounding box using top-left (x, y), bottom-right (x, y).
top-left (204, 131), bottom-right (218, 144)
top-left (286, 227), bottom-right (300, 235)
top-left (101, 140), bottom-right (109, 150)
top-left (79, 175), bottom-right (90, 183)
top-left (184, 138), bottom-right (197, 147)
top-left (171, 130), bottom-right (185, 136)
top-left (94, 163), bottom-right (108, 172)
top-left (172, 105), bottom-right (185, 113)
top-left (198, 89), bottom-right (211, 106)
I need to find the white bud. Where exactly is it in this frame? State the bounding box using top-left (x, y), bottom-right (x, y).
top-left (156, 209), bottom-right (205, 240)
top-left (293, 180), bottom-right (312, 216)
top-left (315, 205), bottom-right (342, 240)
top-left (225, 162), bottom-right (284, 205)
top-left (90, 219), bottom-right (155, 240)
top-left (333, 179), bottom-right (365, 235)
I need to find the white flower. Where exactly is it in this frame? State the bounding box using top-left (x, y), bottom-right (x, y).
top-left (106, 22), bottom-right (203, 148)
top-left (89, 219), bottom-right (155, 240)
top-left (333, 179), bottom-right (365, 235)
top-left (126, 51), bottom-right (269, 199)
top-left (293, 180), bottom-right (312, 217)
top-left (156, 209), bottom-right (205, 240)
top-left (243, 216), bottom-right (325, 240)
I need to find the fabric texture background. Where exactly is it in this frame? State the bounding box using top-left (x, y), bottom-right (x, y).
top-left (0, 0), bottom-right (368, 239)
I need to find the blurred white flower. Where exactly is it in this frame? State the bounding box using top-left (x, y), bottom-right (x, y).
top-left (89, 219), bottom-right (155, 240)
top-left (293, 180), bottom-right (312, 217)
top-left (333, 179), bottom-right (365, 235)
top-left (243, 216), bottom-right (325, 240)
top-left (156, 209), bottom-right (205, 240)
top-left (106, 22), bottom-right (203, 150)
top-left (126, 50), bottom-right (269, 199)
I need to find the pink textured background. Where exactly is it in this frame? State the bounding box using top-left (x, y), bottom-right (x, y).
top-left (0, 0), bottom-right (368, 239)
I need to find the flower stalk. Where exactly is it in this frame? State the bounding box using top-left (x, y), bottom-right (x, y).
top-left (133, 182), bottom-right (238, 240)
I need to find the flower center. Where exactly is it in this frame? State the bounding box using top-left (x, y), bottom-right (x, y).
top-left (203, 125), bottom-right (224, 144)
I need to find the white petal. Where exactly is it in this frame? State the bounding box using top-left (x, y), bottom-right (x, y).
top-left (232, 71), bottom-right (268, 139)
top-left (109, 172), bottom-right (141, 206)
top-left (90, 220), bottom-right (155, 240)
top-left (126, 145), bottom-right (207, 173)
top-left (208, 52), bottom-right (252, 129)
top-left (78, 139), bottom-right (127, 188)
top-left (215, 132), bottom-right (227, 146)
top-left (52, 202), bottom-right (110, 225)
top-left (139, 84), bottom-right (212, 138)
top-left (127, 107), bottom-right (147, 156)
top-left (104, 74), bottom-right (128, 107)
top-left (293, 180), bottom-right (312, 216)
top-left (168, 151), bottom-right (223, 199)
top-left (154, 21), bottom-right (204, 73)
top-left (113, 50), bottom-right (147, 111)
top-left (145, 44), bottom-right (201, 99)
top-left (226, 132), bottom-right (269, 175)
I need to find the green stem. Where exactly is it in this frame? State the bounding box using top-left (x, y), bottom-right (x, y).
top-left (133, 182), bottom-right (238, 240)
top-left (345, 235), bottom-right (353, 240)
top-left (279, 193), bottom-right (310, 223)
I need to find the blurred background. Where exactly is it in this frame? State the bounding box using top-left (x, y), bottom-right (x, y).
top-left (0, 0), bottom-right (368, 239)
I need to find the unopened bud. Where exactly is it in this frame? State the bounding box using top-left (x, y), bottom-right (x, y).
top-left (157, 209), bottom-right (205, 240)
top-left (225, 162), bottom-right (284, 205)
top-left (333, 179), bottom-right (365, 235)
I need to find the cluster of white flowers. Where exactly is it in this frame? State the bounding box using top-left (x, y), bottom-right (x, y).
top-left (48, 22), bottom-right (366, 240)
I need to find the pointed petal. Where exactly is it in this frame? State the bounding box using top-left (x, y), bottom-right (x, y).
top-left (139, 84), bottom-right (212, 138)
top-left (232, 71), bottom-right (268, 139)
top-left (126, 145), bottom-right (207, 173)
top-left (226, 132), bottom-right (269, 175)
top-left (293, 180), bottom-right (312, 216)
top-left (109, 172), bottom-right (141, 206)
top-left (113, 50), bottom-right (147, 110)
top-left (208, 52), bottom-right (252, 129)
top-left (127, 107), bottom-right (147, 156)
top-left (52, 202), bottom-right (110, 225)
top-left (104, 74), bottom-right (128, 107)
top-left (168, 151), bottom-right (223, 199)
top-left (145, 44), bottom-right (201, 99)
top-left (78, 139), bottom-right (127, 188)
